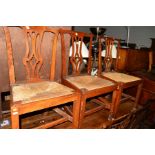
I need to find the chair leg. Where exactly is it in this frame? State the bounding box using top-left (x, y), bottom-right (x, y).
top-left (134, 82), bottom-right (143, 109)
top-left (109, 84), bottom-right (122, 119)
top-left (11, 107), bottom-right (20, 129)
top-left (79, 96), bottom-right (86, 128)
top-left (72, 98), bottom-right (81, 128)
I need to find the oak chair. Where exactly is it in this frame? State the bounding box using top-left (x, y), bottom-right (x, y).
top-left (60, 29), bottom-right (120, 128)
top-left (98, 37), bottom-right (143, 117)
top-left (4, 26), bottom-right (81, 129)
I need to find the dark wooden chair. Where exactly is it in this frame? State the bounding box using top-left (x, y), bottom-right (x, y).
top-left (100, 103), bottom-right (152, 129)
top-left (60, 29), bottom-right (120, 128)
top-left (98, 37), bottom-right (143, 118)
top-left (100, 109), bottom-right (138, 129)
top-left (3, 26), bottom-right (81, 129)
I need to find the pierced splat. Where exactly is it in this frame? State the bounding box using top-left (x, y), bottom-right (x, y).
top-left (60, 30), bottom-right (93, 77)
top-left (23, 29), bottom-right (44, 82)
top-left (104, 38), bottom-right (114, 72)
top-left (4, 26), bottom-right (58, 84)
top-left (70, 33), bottom-right (84, 75)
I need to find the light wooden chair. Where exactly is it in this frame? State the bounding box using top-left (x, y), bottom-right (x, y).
top-left (98, 37), bottom-right (143, 118)
top-left (60, 29), bottom-right (120, 128)
top-left (4, 26), bottom-right (81, 129)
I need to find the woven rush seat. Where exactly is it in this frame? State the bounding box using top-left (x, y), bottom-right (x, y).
top-left (12, 81), bottom-right (74, 103)
top-left (102, 72), bottom-right (141, 83)
top-left (66, 75), bottom-right (115, 91)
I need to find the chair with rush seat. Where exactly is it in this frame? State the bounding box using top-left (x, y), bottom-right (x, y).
top-left (98, 37), bottom-right (143, 118)
top-left (60, 29), bottom-right (120, 128)
top-left (4, 26), bottom-right (81, 129)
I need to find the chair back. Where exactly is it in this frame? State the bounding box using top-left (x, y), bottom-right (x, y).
top-left (4, 26), bottom-right (59, 85)
top-left (98, 36), bottom-right (121, 73)
top-left (60, 29), bottom-right (93, 77)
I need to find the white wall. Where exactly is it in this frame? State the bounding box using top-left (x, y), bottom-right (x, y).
top-left (74, 26), bottom-right (155, 48)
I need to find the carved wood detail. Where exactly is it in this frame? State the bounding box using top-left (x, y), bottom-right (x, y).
top-left (4, 26), bottom-right (59, 83)
top-left (60, 29), bottom-right (93, 76)
top-left (104, 37), bottom-right (114, 72)
top-left (23, 29), bottom-right (44, 82)
top-left (70, 32), bottom-right (83, 75)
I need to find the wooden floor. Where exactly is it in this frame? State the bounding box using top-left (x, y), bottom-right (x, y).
top-left (1, 100), bottom-right (135, 129)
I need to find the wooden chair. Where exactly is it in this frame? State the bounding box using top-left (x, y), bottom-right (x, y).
top-left (98, 37), bottom-right (143, 118)
top-left (3, 26), bottom-right (81, 129)
top-left (60, 29), bottom-right (120, 128)
top-left (100, 103), bottom-right (152, 129)
top-left (100, 109), bottom-right (138, 129)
